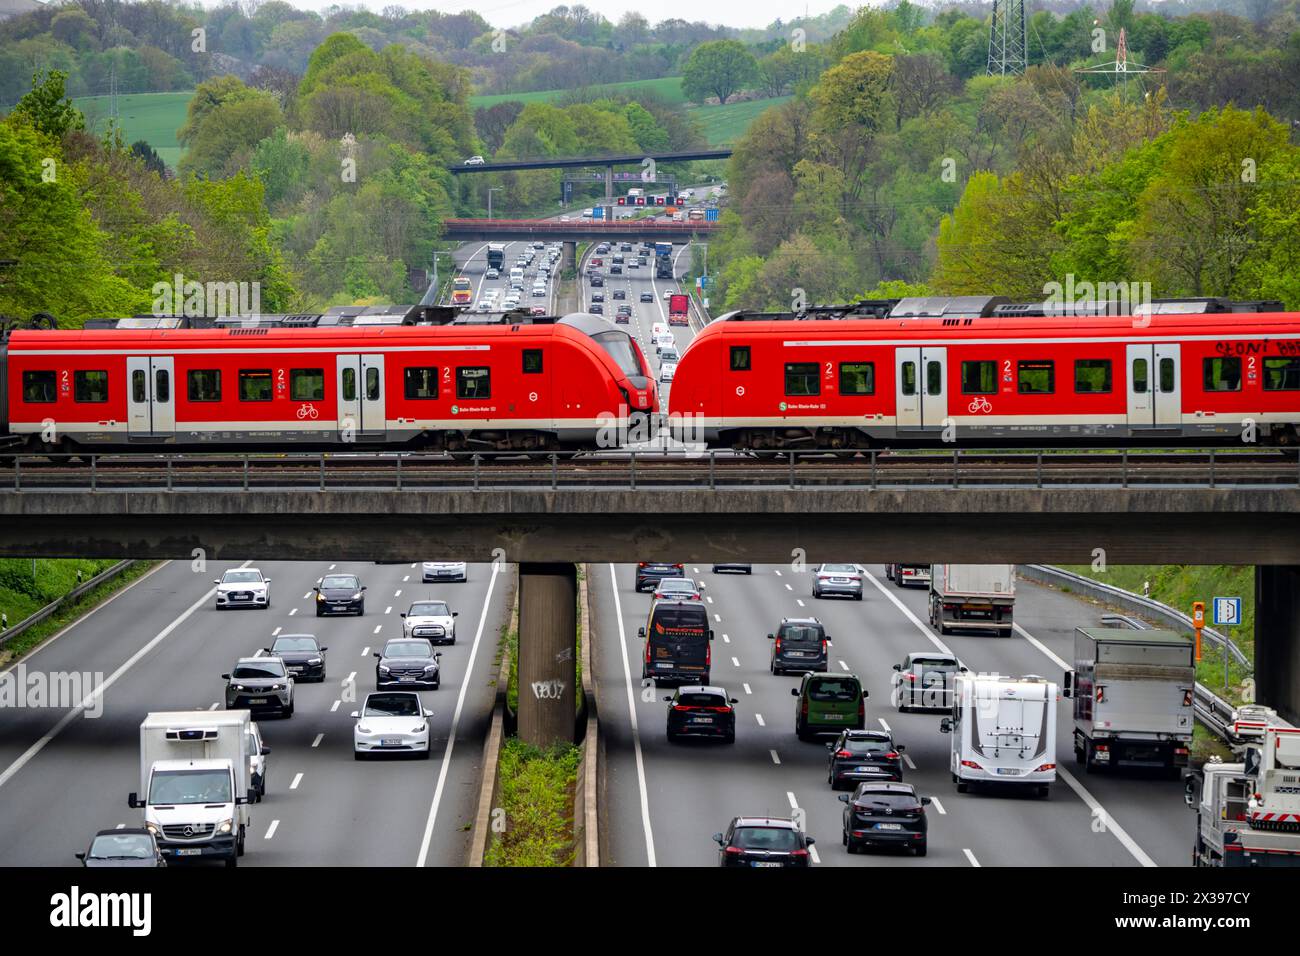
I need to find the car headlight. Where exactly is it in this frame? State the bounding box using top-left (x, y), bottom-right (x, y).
top-left (378, 665), bottom-right (390, 674)
top-left (308, 658), bottom-right (322, 665)
top-left (412, 723), bottom-right (426, 733)
top-left (351, 592), bottom-right (362, 600)
top-left (357, 725), bottom-right (370, 734)
top-left (144, 822), bottom-right (159, 835)
top-left (217, 819), bottom-right (233, 834)
top-left (316, 593), bottom-right (325, 601)
top-left (423, 664), bottom-right (438, 673)
top-left (270, 684), bottom-right (283, 691)
top-left (231, 684), bottom-right (244, 692)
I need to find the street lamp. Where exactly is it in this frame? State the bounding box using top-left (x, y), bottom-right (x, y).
top-left (487, 187), bottom-right (503, 220)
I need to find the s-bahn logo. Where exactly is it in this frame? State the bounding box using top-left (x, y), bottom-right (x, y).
top-left (779, 401), bottom-right (787, 412)
top-left (450, 405), bottom-right (459, 416)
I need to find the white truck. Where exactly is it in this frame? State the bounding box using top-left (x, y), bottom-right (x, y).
top-left (941, 673), bottom-right (1057, 797)
top-left (929, 564), bottom-right (1016, 637)
top-left (1186, 719), bottom-right (1300, 867)
top-left (128, 711), bottom-right (259, 867)
top-left (1064, 626), bottom-right (1194, 775)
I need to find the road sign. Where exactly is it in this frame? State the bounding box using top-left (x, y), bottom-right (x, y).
top-left (1212, 597), bottom-right (1242, 627)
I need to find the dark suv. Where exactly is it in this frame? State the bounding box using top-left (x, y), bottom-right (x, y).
top-left (839, 782), bottom-right (930, 856)
top-left (826, 729), bottom-right (904, 789)
top-left (715, 817), bottom-right (815, 867)
top-left (769, 617), bottom-right (829, 675)
top-left (635, 561), bottom-right (684, 592)
top-left (665, 686), bottom-right (737, 743)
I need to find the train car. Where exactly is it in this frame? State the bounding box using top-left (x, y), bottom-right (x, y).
top-left (667, 296), bottom-right (1300, 450)
top-left (450, 277), bottom-right (473, 306)
top-left (2, 307), bottom-right (657, 452)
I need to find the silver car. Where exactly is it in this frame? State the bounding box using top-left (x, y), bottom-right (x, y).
top-left (223, 657), bottom-right (294, 717)
top-left (812, 564), bottom-right (864, 601)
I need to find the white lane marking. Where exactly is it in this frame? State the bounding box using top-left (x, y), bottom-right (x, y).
top-left (0, 561), bottom-right (252, 794)
top-left (373, 625), bottom-right (383, 634)
top-left (786, 791), bottom-right (798, 809)
top-left (930, 796), bottom-right (947, 815)
top-left (361, 647), bottom-right (370, 657)
top-left (330, 700), bottom-right (341, 713)
top-left (693, 567), bottom-right (700, 574)
top-left (290, 773), bottom-right (303, 790)
top-left (209, 702), bottom-right (220, 711)
top-left (784, 584), bottom-right (792, 591)
top-left (265, 820), bottom-right (280, 840)
top-left (770, 750), bottom-right (781, 765)
top-left (755, 714), bottom-right (766, 727)
top-left (713, 614), bottom-right (721, 623)
top-left (344, 672), bottom-right (356, 685)
top-left (288, 608), bottom-right (297, 616)
top-left (302, 592), bottom-right (310, 600)
top-left (416, 562), bottom-right (501, 868)
top-left (311, 734), bottom-right (324, 748)
top-left (403, 575), bottom-right (410, 582)
top-left (963, 848), bottom-right (980, 867)
top-left (838, 660), bottom-right (849, 671)
top-left (774, 570), bottom-right (782, 576)
top-left (706, 596), bottom-right (714, 604)
top-left (1057, 766), bottom-right (1157, 866)
top-left (272, 627), bottom-right (282, 637)
top-left (796, 599), bottom-right (805, 607)
top-left (878, 717), bottom-right (891, 732)
top-left (609, 564), bottom-right (657, 867)
top-left (329, 564), bottom-right (336, 570)
top-left (253, 648), bottom-right (265, 658)
top-left (722, 634), bottom-right (730, 644)
top-left (394, 589), bottom-right (402, 597)
top-left (1013, 623), bottom-right (1071, 670)
top-left (743, 683), bottom-right (752, 695)
top-left (809, 845), bottom-right (821, 865)
top-left (385, 606), bottom-right (392, 615)
top-left (731, 656), bottom-right (739, 667)
top-left (903, 754), bottom-right (917, 770)
top-left (863, 570), bottom-right (955, 656)
top-left (410, 563), bottom-right (416, 569)
top-left (115, 823), bottom-right (125, 829)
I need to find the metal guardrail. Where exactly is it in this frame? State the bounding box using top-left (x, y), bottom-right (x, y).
top-left (1023, 564), bottom-right (1251, 746)
top-left (0, 560), bottom-right (136, 648)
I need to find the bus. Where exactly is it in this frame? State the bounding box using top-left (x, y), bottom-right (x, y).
top-left (450, 276), bottom-right (473, 306)
top-left (687, 207), bottom-right (705, 222)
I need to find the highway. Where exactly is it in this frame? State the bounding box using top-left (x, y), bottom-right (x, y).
top-left (592, 563), bottom-right (1191, 867)
top-left (0, 558), bottom-right (509, 866)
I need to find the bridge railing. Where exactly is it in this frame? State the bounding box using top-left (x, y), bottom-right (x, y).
top-left (0, 447), bottom-right (1296, 492)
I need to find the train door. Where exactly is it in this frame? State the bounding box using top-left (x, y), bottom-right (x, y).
top-left (1126, 344), bottom-right (1181, 429)
top-left (335, 354), bottom-right (387, 441)
top-left (894, 347), bottom-right (947, 430)
top-left (126, 356), bottom-right (175, 439)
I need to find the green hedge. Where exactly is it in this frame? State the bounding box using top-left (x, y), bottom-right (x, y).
top-left (484, 738), bottom-right (581, 867)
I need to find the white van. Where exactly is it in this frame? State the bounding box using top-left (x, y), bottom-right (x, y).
top-left (941, 674), bottom-right (1057, 797)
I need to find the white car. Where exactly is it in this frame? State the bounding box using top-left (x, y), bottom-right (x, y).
top-left (422, 561), bottom-right (467, 582)
top-left (659, 362), bottom-right (677, 383)
top-left (401, 599), bottom-right (458, 645)
top-left (352, 692), bottom-right (432, 760)
top-left (663, 289), bottom-right (674, 300)
top-left (463, 155), bottom-right (485, 165)
top-left (653, 331), bottom-right (675, 353)
top-left (215, 568), bottom-right (271, 609)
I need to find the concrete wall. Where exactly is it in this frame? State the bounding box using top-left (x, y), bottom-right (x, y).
top-left (1257, 565), bottom-right (1300, 725)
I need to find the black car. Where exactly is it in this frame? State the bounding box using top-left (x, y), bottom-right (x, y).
top-left (665, 686), bottom-right (737, 743)
top-left (610, 264), bottom-right (622, 274)
top-left (839, 782), bottom-right (930, 856)
top-left (613, 289), bottom-right (626, 300)
top-left (827, 729), bottom-right (905, 789)
top-left (590, 274), bottom-right (604, 286)
top-left (265, 634), bottom-right (327, 682)
top-left (640, 291), bottom-right (654, 302)
top-left (375, 638), bottom-right (441, 690)
top-left (620, 242), bottom-right (633, 252)
top-left (77, 828), bottom-right (166, 867)
top-left (590, 303), bottom-right (603, 313)
top-left (712, 563), bottom-right (752, 574)
top-left (715, 817), bottom-right (814, 867)
top-left (769, 617), bottom-right (830, 675)
top-left (314, 573), bottom-right (366, 616)
top-left (636, 561), bottom-right (684, 591)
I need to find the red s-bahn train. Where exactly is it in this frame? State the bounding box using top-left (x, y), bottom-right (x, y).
top-left (667, 295), bottom-right (1300, 449)
top-left (0, 306), bottom-right (657, 452)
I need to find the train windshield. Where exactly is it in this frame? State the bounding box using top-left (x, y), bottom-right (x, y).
top-left (592, 330), bottom-right (645, 378)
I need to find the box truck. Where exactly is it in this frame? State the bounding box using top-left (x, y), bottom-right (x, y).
top-left (1064, 626), bottom-right (1194, 775)
top-left (941, 673), bottom-right (1057, 797)
top-left (929, 564), bottom-right (1015, 636)
top-left (128, 711), bottom-right (258, 867)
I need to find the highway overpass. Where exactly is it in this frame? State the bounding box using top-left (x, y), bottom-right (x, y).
top-left (441, 217), bottom-right (718, 242)
top-left (449, 149), bottom-right (733, 174)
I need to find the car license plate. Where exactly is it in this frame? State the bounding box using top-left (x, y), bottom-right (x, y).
top-left (693, 717), bottom-right (714, 724)
top-left (382, 738), bottom-right (401, 747)
top-left (822, 714), bottom-right (843, 720)
top-left (832, 578), bottom-right (849, 583)
top-left (996, 767), bottom-right (1019, 775)
top-left (856, 766), bottom-right (875, 773)
top-left (875, 823), bottom-right (902, 831)
top-left (289, 667), bottom-right (303, 673)
top-left (175, 848), bottom-right (201, 856)
top-left (249, 698), bottom-right (267, 705)
top-left (751, 861), bottom-right (782, 867)
top-left (787, 651), bottom-right (806, 658)
top-left (400, 676), bottom-right (418, 682)
top-left (656, 663), bottom-right (672, 669)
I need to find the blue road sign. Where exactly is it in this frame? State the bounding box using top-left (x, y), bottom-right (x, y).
top-left (1212, 597), bottom-right (1242, 626)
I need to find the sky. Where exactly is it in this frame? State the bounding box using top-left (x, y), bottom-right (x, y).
top-left (265, 0), bottom-right (842, 31)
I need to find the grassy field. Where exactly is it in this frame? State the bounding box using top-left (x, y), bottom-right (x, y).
top-left (471, 75), bottom-right (686, 110)
top-left (72, 91), bottom-right (189, 168)
top-left (687, 95), bottom-right (790, 146)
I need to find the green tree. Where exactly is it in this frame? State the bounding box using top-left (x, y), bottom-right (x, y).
top-left (10, 70), bottom-right (85, 141)
top-left (682, 40), bottom-right (759, 105)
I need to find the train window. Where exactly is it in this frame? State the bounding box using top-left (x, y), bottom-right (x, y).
top-left (926, 361), bottom-right (943, 396)
top-left (404, 367), bottom-right (439, 400)
top-left (1159, 357), bottom-right (1175, 393)
top-left (1202, 357), bottom-right (1241, 392)
top-left (365, 367), bottom-right (380, 401)
top-left (290, 369), bottom-right (325, 401)
top-left (341, 367), bottom-right (356, 403)
top-left (838, 362), bottom-right (874, 395)
top-left (1017, 360), bottom-right (1054, 394)
top-left (73, 370), bottom-right (108, 403)
top-left (187, 370), bottom-right (221, 402)
top-left (900, 361), bottom-right (916, 396)
top-left (155, 369), bottom-right (169, 403)
top-left (730, 346), bottom-right (751, 372)
top-left (1263, 357), bottom-right (1300, 391)
top-left (784, 363), bottom-right (819, 397)
top-left (457, 367), bottom-right (491, 400)
top-left (238, 370), bottom-right (273, 402)
top-left (960, 361), bottom-right (996, 395)
top-left (1074, 360), bottom-right (1112, 394)
top-left (1132, 358), bottom-right (1148, 394)
top-left (22, 370), bottom-right (56, 403)
top-left (132, 369), bottom-right (146, 403)
top-left (523, 350), bottom-right (543, 374)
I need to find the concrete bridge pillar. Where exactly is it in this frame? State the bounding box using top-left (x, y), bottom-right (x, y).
top-left (604, 165), bottom-right (614, 202)
top-left (1256, 565), bottom-right (1300, 725)
top-left (562, 241), bottom-right (576, 274)
top-left (516, 563), bottom-right (578, 747)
